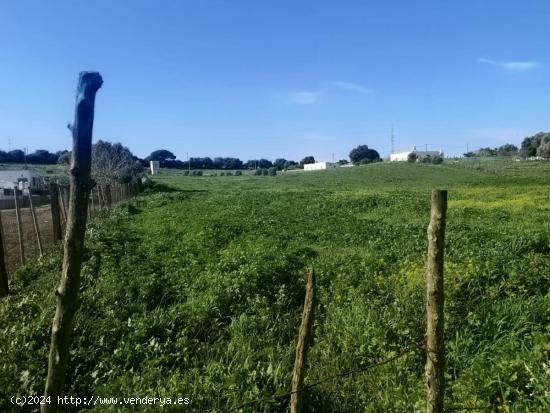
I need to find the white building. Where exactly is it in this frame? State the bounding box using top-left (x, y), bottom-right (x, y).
top-left (303, 161), bottom-right (337, 171)
top-left (0, 170), bottom-right (42, 193)
top-left (390, 147), bottom-right (443, 161)
top-left (150, 160), bottom-right (160, 175)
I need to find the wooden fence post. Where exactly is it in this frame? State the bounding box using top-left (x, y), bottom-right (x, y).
top-left (0, 215), bottom-right (9, 297)
top-left (28, 190), bottom-right (43, 256)
top-left (49, 183), bottom-right (63, 242)
top-left (42, 71), bottom-right (102, 413)
top-left (13, 187), bottom-right (25, 265)
top-left (290, 268), bottom-right (315, 413)
top-left (105, 184), bottom-right (112, 209)
top-left (425, 189), bottom-right (447, 413)
top-left (59, 188), bottom-right (67, 226)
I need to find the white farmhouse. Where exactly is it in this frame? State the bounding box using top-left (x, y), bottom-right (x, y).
top-left (0, 170), bottom-right (42, 194)
top-left (390, 147), bottom-right (443, 161)
top-left (303, 161), bottom-right (337, 171)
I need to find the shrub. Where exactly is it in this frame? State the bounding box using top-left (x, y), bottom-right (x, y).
top-left (407, 152), bottom-right (418, 163)
top-left (226, 172), bottom-right (233, 176)
top-left (268, 167), bottom-right (277, 176)
top-left (220, 172), bottom-right (225, 176)
top-left (431, 154), bottom-right (443, 164)
top-left (253, 169), bottom-right (262, 176)
top-left (183, 171), bottom-right (189, 176)
top-left (235, 170), bottom-right (242, 176)
top-left (421, 155), bottom-right (432, 163)
top-left (262, 169), bottom-right (269, 176)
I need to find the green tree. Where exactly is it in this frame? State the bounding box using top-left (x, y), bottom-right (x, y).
top-left (407, 152), bottom-right (418, 162)
top-left (536, 141), bottom-right (550, 159)
top-left (349, 145), bottom-right (380, 164)
top-left (300, 156), bottom-right (315, 166)
top-left (146, 149), bottom-right (176, 164)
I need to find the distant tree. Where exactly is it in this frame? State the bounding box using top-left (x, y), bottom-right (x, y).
top-left (244, 160), bottom-right (258, 169)
top-left (8, 150), bottom-right (25, 163)
top-left (300, 156), bottom-right (315, 166)
top-left (146, 149), bottom-right (176, 165)
top-left (463, 151), bottom-right (476, 158)
top-left (496, 144), bottom-right (518, 156)
top-left (27, 149), bottom-right (58, 164)
top-left (537, 141), bottom-right (550, 159)
top-left (520, 132), bottom-right (549, 157)
top-left (284, 160), bottom-right (298, 169)
top-left (258, 158), bottom-right (272, 169)
top-left (0, 150), bottom-right (9, 163)
top-left (407, 152), bottom-right (418, 163)
top-left (57, 151), bottom-right (71, 165)
top-left (421, 155), bottom-right (432, 163)
top-left (431, 154), bottom-right (443, 164)
top-left (92, 140), bottom-right (143, 184)
top-left (273, 158), bottom-right (287, 170)
top-left (337, 159), bottom-right (349, 165)
top-left (349, 145), bottom-right (380, 164)
top-left (475, 147), bottom-right (497, 157)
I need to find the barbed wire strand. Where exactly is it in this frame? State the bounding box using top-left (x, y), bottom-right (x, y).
top-left (209, 345), bottom-right (415, 413)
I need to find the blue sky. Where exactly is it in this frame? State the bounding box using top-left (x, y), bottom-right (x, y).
top-left (1, 1), bottom-right (549, 160)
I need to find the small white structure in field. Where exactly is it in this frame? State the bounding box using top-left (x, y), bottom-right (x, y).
top-left (390, 147), bottom-right (444, 161)
top-left (303, 161), bottom-right (337, 171)
top-left (0, 170), bottom-right (42, 194)
top-left (150, 161), bottom-right (160, 175)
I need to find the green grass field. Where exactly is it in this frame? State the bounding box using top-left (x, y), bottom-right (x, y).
top-left (1, 161), bottom-right (549, 412)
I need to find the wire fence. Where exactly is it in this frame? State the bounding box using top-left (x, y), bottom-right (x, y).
top-left (0, 182), bottom-right (139, 280)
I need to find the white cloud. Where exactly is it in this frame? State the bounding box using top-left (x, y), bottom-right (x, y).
top-left (331, 81), bottom-right (374, 94)
top-left (290, 91), bottom-right (321, 104)
top-left (477, 58), bottom-right (540, 71)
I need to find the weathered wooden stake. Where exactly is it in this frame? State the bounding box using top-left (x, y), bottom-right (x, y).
top-left (425, 189), bottom-right (447, 413)
top-left (28, 190), bottom-right (43, 256)
top-left (290, 268), bottom-right (315, 413)
top-left (0, 215), bottom-right (9, 297)
top-left (13, 187), bottom-right (25, 265)
top-left (104, 184), bottom-right (112, 209)
top-left (90, 185), bottom-right (96, 216)
top-left (49, 183), bottom-right (63, 242)
top-left (59, 188), bottom-right (67, 226)
top-left (97, 187), bottom-right (103, 211)
top-left (42, 71), bottom-right (102, 413)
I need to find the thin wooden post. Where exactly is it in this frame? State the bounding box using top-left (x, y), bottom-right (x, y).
top-left (59, 188), bottom-right (67, 226)
top-left (104, 184), bottom-right (112, 209)
top-left (290, 268), bottom-right (315, 413)
top-left (0, 215), bottom-right (9, 297)
top-left (43, 71), bottom-right (102, 413)
top-left (425, 189), bottom-right (447, 413)
top-left (49, 183), bottom-right (63, 242)
top-left (90, 186), bottom-right (95, 216)
top-left (28, 189), bottom-right (43, 256)
top-left (13, 187), bottom-right (25, 265)
top-left (97, 187), bottom-right (103, 211)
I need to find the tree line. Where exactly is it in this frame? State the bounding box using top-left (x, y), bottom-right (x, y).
top-left (146, 145), bottom-right (381, 170)
top-left (464, 132), bottom-right (550, 159)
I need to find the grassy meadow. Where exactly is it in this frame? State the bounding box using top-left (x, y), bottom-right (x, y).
top-left (1, 161), bottom-right (549, 412)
